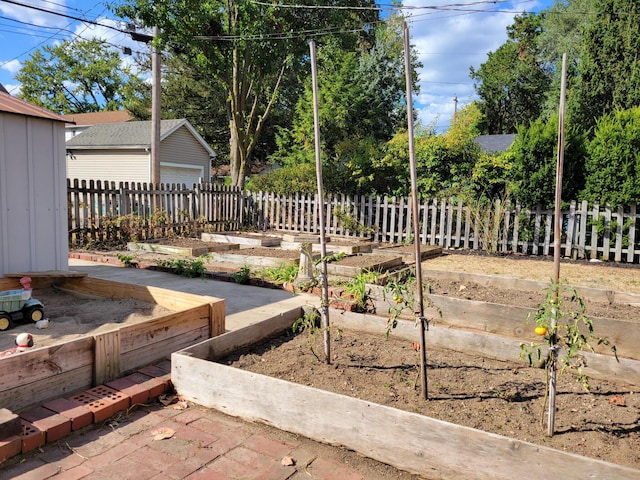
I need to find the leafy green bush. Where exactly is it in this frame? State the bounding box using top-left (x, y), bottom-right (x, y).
top-left (583, 106), bottom-right (640, 206)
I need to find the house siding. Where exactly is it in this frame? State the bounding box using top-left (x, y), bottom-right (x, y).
top-left (67, 150), bottom-right (150, 184)
top-left (161, 126), bottom-right (210, 181)
top-left (0, 113), bottom-right (68, 276)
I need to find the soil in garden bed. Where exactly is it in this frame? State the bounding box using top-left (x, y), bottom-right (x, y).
top-left (222, 247), bottom-right (299, 259)
top-left (0, 287), bottom-right (172, 352)
top-left (223, 328), bottom-right (640, 470)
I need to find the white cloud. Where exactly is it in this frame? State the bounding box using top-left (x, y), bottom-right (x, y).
top-left (0, 0), bottom-right (69, 29)
top-left (1, 59), bottom-right (21, 74)
top-left (401, 0), bottom-right (550, 132)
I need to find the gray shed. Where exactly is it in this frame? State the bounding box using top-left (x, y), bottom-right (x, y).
top-left (0, 91), bottom-right (69, 276)
top-left (66, 119), bottom-right (215, 186)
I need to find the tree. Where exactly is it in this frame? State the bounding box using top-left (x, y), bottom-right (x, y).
top-left (570, 0), bottom-right (640, 131)
top-left (509, 115), bottom-right (586, 208)
top-left (270, 13), bottom-right (419, 195)
top-left (116, 0), bottom-right (377, 188)
top-left (470, 13), bottom-right (551, 134)
top-left (582, 107), bottom-right (640, 206)
top-left (16, 38), bottom-right (147, 114)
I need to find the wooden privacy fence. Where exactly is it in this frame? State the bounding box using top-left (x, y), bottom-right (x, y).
top-left (67, 179), bottom-right (244, 246)
top-left (67, 180), bottom-right (640, 263)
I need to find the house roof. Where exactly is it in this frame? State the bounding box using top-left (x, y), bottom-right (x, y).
top-left (66, 118), bottom-right (215, 156)
top-left (61, 110), bottom-right (133, 126)
top-left (474, 134), bottom-right (516, 153)
top-left (0, 91), bottom-right (69, 123)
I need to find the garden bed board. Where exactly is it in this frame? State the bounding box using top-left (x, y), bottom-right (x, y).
top-left (0, 274), bottom-right (225, 412)
top-left (172, 313), bottom-right (640, 479)
top-left (325, 253), bottom-right (403, 277)
top-left (201, 232), bottom-right (282, 247)
top-left (363, 284), bottom-right (640, 363)
top-left (209, 247), bottom-right (300, 268)
top-left (373, 244), bottom-right (443, 262)
top-left (127, 240), bottom-right (238, 256)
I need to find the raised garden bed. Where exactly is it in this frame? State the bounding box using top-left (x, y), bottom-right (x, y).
top-left (201, 232), bottom-right (281, 247)
top-left (208, 247), bottom-right (300, 268)
top-left (373, 244), bottom-right (443, 262)
top-left (326, 253), bottom-right (403, 276)
top-left (0, 273), bottom-right (224, 412)
top-left (127, 238), bottom-right (238, 256)
top-left (172, 308), bottom-right (639, 479)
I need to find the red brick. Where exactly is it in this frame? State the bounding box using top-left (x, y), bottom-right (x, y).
top-left (138, 364), bottom-right (167, 378)
top-left (68, 390), bottom-right (114, 423)
top-left (125, 372), bottom-right (168, 399)
top-left (50, 465), bottom-right (94, 480)
top-left (243, 433), bottom-right (296, 458)
top-left (85, 385), bottom-right (130, 413)
top-left (0, 408), bottom-right (21, 440)
top-left (20, 420), bottom-right (45, 453)
top-left (20, 406), bottom-right (71, 443)
top-left (106, 377), bottom-right (149, 406)
top-left (153, 359), bottom-right (172, 374)
top-left (0, 434), bottom-right (21, 462)
top-left (42, 398), bottom-right (93, 431)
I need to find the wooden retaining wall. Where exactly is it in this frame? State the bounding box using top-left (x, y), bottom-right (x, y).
top-left (172, 311), bottom-right (640, 480)
top-left (0, 275), bottom-right (225, 411)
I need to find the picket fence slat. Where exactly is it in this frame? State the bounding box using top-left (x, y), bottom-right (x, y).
top-left (67, 180), bottom-right (640, 264)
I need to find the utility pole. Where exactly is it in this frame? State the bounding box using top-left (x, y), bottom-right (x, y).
top-left (453, 96), bottom-right (458, 116)
top-left (150, 25), bottom-right (161, 186)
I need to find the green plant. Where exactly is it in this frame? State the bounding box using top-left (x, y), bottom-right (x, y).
top-left (116, 252), bottom-right (136, 267)
top-left (520, 280), bottom-right (618, 423)
top-left (334, 206), bottom-right (377, 236)
top-left (259, 262), bottom-right (298, 284)
top-left (340, 270), bottom-right (381, 311)
top-left (382, 268), bottom-right (440, 338)
top-left (232, 265), bottom-right (251, 284)
top-left (156, 257), bottom-right (206, 278)
top-left (292, 308), bottom-right (341, 361)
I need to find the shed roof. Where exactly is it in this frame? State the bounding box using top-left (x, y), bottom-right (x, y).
top-left (61, 110), bottom-right (133, 126)
top-left (0, 91), bottom-right (69, 123)
top-left (474, 134), bottom-right (516, 153)
top-left (66, 118), bottom-right (215, 156)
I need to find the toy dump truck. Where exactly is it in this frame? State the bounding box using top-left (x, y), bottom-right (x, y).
top-left (0, 285), bottom-right (44, 331)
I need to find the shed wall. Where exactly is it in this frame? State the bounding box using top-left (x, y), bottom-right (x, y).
top-left (161, 126), bottom-right (210, 180)
top-left (0, 113), bottom-right (68, 276)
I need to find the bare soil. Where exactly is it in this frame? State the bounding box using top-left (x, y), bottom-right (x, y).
top-left (68, 240), bottom-right (640, 471)
top-left (225, 328), bottom-right (640, 470)
top-left (0, 287), bottom-right (171, 353)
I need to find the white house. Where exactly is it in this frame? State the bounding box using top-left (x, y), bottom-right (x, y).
top-left (0, 90), bottom-right (69, 276)
top-left (65, 118), bottom-right (215, 186)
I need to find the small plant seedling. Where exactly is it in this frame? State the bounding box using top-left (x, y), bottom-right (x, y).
top-left (157, 257), bottom-right (206, 278)
top-left (292, 308), bottom-right (341, 361)
top-left (232, 265), bottom-right (251, 284)
top-left (259, 262), bottom-right (298, 284)
top-left (340, 270), bottom-right (381, 311)
top-left (116, 253), bottom-right (136, 267)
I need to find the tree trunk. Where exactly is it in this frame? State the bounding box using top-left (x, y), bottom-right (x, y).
top-left (229, 118), bottom-right (247, 189)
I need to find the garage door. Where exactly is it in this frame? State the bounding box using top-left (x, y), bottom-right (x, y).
top-left (160, 165), bottom-right (204, 186)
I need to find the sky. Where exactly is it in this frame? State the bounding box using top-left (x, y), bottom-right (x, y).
top-left (0, 0), bottom-right (554, 132)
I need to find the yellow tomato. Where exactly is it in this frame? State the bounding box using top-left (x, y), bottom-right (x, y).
top-left (535, 326), bottom-right (548, 336)
top-left (393, 295), bottom-right (402, 303)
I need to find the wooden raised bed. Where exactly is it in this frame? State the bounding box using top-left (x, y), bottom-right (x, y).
top-left (172, 310), bottom-right (639, 479)
top-left (208, 248), bottom-right (300, 268)
top-left (0, 274), bottom-right (225, 412)
top-left (326, 253), bottom-right (403, 276)
top-left (373, 244), bottom-right (443, 262)
top-left (127, 240), bottom-right (238, 256)
top-left (201, 232), bottom-right (281, 247)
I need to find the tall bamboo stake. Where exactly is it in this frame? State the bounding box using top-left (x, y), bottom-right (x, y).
top-left (309, 39), bottom-right (331, 364)
top-left (403, 21), bottom-right (428, 399)
top-left (548, 52), bottom-right (568, 436)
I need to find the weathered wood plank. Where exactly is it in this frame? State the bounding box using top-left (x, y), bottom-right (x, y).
top-left (173, 340), bottom-right (639, 480)
top-left (94, 329), bottom-right (120, 384)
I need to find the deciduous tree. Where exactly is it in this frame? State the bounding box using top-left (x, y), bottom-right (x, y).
top-left (16, 38), bottom-right (146, 114)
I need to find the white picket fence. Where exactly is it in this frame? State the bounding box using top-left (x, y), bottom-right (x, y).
top-left (67, 179), bottom-right (640, 263)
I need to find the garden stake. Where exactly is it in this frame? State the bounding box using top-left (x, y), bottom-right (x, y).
top-left (404, 22), bottom-right (428, 399)
top-left (548, 52), bottom-right (568, 436)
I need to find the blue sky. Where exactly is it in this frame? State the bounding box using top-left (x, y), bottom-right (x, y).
top-left (0, 0), bottom-right (554, 131)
